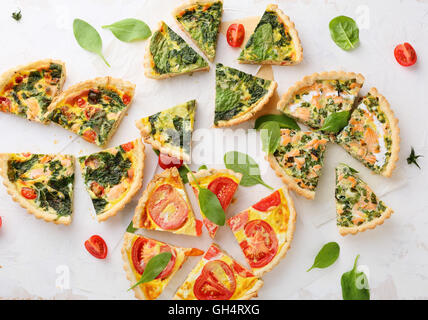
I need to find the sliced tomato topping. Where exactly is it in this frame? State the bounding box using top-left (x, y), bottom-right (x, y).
top-left (0, 97), bottom-right (11, 112)
top-left (208, 177), bottom-right (238, 210)
top-left (203, 218), bottom-right (219, 238)
top-left (82, 129), bottom-right (97, 143)
top-left (22, 152), bottom-right (32, 158)
top-left (252, 190), bottom-right (281, 212)
top-left (158, 153), bottom-right (183, 170)
top-left (204, 245), bottom-right (221, 260)
top-left (84, 106), bottom-right (99, 120)
top-left (195, 219), bottom-right (203, 236)
top-left (194, 260), bottom-right (236, 300)
top-left (232, 261), bottom-right (254, 278)
top-left (394, 42), bottom-right (417, 67)
top-left (77, 98), bottom-right (87, 108)
top-left (15, 76), bottom-right (23, 84)
top-left (185, 248), bottom-right (205, 256)
top-left (121, 141), bottom-right (134, 152)
top-left (84, 235), bottom-right (108, 259)
top-left (227, 210), bottom-right (249, 232)
top-left (226, 23), bottom-right (245, 47)
top-left (147, 184), bottom-right (188, 230)
top-left (21, 187), bottom-right (37, 200)
top-left (122, 94), bottom-right (131, 105)
top-left (90, 182), bottom-right (104, 197)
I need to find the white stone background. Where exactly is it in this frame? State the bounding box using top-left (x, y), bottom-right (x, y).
top-left (0, 0), bottom-right (427, 300)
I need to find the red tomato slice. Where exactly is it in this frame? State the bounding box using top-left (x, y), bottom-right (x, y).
top-left (252, 190), bottom-right (281, 212)
top-left (90, 182), bottom-right (104, 197)
top-left (0, 97), bottom-right (11, 112)
top-left (122, 94), bottom-right (131, 105)
top-left (84, 235), bottom-right (108, 259)
top-left (208, 177), bottom-right (238, 210)
top-left (240, 219), bottom-right (278, 268)
top-left (204, 244), bottom-right (222, 260)
top-left (158, 153), bottom-right (183, 170)
top-left (227, 210), bottom-right (249, 232)
top-left (194, 260), bottom-right (236, 300)
top-left (195, 219), bottom-right (203, 236)
top-left (21, 187), bottom-right (37, 200)
top-left (232, 261), bottom-right (254, 278)
top-left (227, 23), bottom-right (245, 47)
top-left (203, 218), bottom-right (219, 239)
top-left (77, 98), bottom-right (86, 108)
top-left (147, 184), bottom-right (188, 230)
top-left (82, 129), bottom-right (97, 143)
top-left (394, 43), bottom-right (417, 67)
top-left (121, 141), bottom-right (134, 152)
top-left (185, 248), bottom-right (205, 257)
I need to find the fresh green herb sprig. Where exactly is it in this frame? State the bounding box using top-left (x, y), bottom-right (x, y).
top-left (12, 10), bottom-right (22, 21)
top-left (129, 252), bottom-right (172, 290)
top-left (341, 255), bottom-right (370, 300)
top-left (329, 16), bottom-right (360, 51)
top-left (407, 147), bottom-right (423, 169)
top-left (102, 18), bottom-right (151, 42)
top-left (307, 242), bottom-right (340, 272)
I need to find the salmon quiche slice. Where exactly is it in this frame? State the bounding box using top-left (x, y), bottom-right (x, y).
top-left (46, 77), bottom-right (135, 147)
top-left (227, 188), bottom-right (296, 277)
top-left (267, 129), bottom-right (329, 200)
top-left (78, 139), bottom-right (144, 222)
top-left (336, 88), bottom-right (400, 177)
top-left (173, 0), bottom-right (223, 62)
top-left (133, 167), bottom-right (201, 236)
top-left (238, 4), bottom-right (303, 65)
top-left (335, 163), bottom-right (393, 236)
top-left (187, 168), bottom-right (242, 238)
top-left (122, 232), bottom-right (204, 300)
top-left (214, 63), bottom-right (277, 127)
top-left (136, 100), bottom-right (196, 162)
top-left (144, 21), bottom-right (209, 79)
top-left (0, 59), bottom-right (66, 123)
top-left (0, 153), bottom-right (74, 225)
top-left (277, 71), bottom-right (365, 129)
top-left (174, 243), bottom-right (263, 300)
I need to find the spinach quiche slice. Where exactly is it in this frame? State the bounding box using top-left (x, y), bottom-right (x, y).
top-left (144, 21), bottom-right (209, 79)
top-left (0, 59), bottom-right (66, 123)
top-left (238, 4), bottom-right (303, 65)
top-left (79, 139), bottom-right (145, 222)
top-left (136, 100), bottom-right (196, 161)
top-left (173, 0), bottom-right (223, 62)
top-left (335, 163), bottom-right (393, 236)
top-left (214, 63), bottom-right (277, 127)
top-left (277, 71), bottom-right (365, 129)
top-left (46, 77), bottom-right (135, 147)
top-left (267, 129), bottom-right (329, 200)
top-left (122, 232), bottom-right (204, 300)
top-left (0, 153), bottom-right (74, 225)
top-left (336, 88), bottom-right (400, 177)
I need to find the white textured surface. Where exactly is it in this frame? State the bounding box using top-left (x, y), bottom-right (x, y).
top-left (0, 0), bottom-right (427, 300)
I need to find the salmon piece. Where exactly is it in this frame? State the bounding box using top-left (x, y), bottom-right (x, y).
top-left (107, 182), bottom-right (127, 201)
top-left (294, 107), bottom-right (310, 121)
top-left (285, 149), bottom-right (300, 158)
top-left (347, 176), bottom-right (357, 188)
top-left (294, 157), bottom-right (305, 169)
top-left (26, 97), bottom-right (40, 120)
top-left (364, 127), bottom-right (378, 146)
top-left (365, 153), bottom-right (377, 164)
top-left (281, 134), bottom-right (291, 146)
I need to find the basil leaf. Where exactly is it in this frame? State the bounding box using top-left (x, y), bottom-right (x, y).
top-left (198, 188), bottom-right (225, 226)
top-left (73, 18), bottom-right (110, 67)
top-left (224, 151), bottom-right (273, 190)
top-left (152, 148), bottom-right (160, 156)
top-left (198, 165), bottom-right (208, 170)
top-left (252, 23), bottom-right (273, 60)
top-left (216, 87), bottom-right (240, 113)
top-left (102, 18), bottom-right (151, 42)
top-left (178, 165), bottom-right (189, 184)
top-left (329, 16), bottom-right (359, 51)
top-left (126, 221), bottom-right (137, 233)
top-left (319, 111), bottom-right (350, 133)
top-left (307, 242), bottom-right (340, 272)
top-left (255, 114), bottom-right (300, 130)
top-left (129, 252), bottom-right (172, 290)
top-left (260, 121), bottom-right (281, 154)
top-left (341, 255), bottom-right (370, 300)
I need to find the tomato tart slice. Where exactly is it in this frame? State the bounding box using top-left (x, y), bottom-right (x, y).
top-left (133, 167), bottom-right (201, 236)
top-left (0, 153), bottom-right (74, 225)
top-left (227, 188), bottom-right (296, 276)
top-left (174, 243), bottom-right (263, 300)
top-left (79, 139), bottom-right (145, 222)
top-left (122, 233), bottom-right (204, 300)
top-left (187, 168), bottom-right (242, 238)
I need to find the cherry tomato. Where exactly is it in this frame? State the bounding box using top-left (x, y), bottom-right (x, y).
top-left (194, 260), bottom-right (236, 300)
top-left (15, 76), bottom-right (23, 84)
top-left (208, 177), bottom-right (238, 210)
top-left (232, 261), bottom-right (254, 278)
top-left (90, 182), bottom-right (104, 197)
top-left (84, 106), bottom-right (99, 120)
top-left (121, 141), bottom-right (134, 152)
top-left (252, 190), bottom-right (281, 212)
top-left (226, 24), bottom-right (245, 47)
top-left (84, 235), bottom-right (108, 259)
top-left (82, 129), bottom-right (97, 143)
top-left (0, 97), bottom-right (11, 112)
top-left (76, 98), bottom-right (86, 108)
top-left (158, 153), bottom-right (183, 170)
top-left (21, 187), bottom-right (37, 200)
top-left (122, 94), bottom-right (131, 105)
top-left (227, 210), bottom-right (249, 232)
top-left (394, 43), bottom-right (417, 67)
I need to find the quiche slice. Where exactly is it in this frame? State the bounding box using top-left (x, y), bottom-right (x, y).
top-left (267, 129), bottom-right (329, 200)
top-left (214, 63), bottom-right (277, 127)
top-left (174, 243), bottom-right (263, 300)
top-left (144, 21), bottom-right (209, 79)
top-left (46, 77), bottom-right (135, 147)
top-left (136, 100), bottom-right (196, 162)
top-left (335, 163), bottom-right (393, 236)
top-left (0, 59), bottom-right (66, 123)
top-left (187, 168), bottom-right (242, 238)
top-left (78, 139), bottom-right (145, 222)
top-left (336, 88), bottom-right (400, 177)
top-left (0, 153), bottom-right (74, 225)
top-left (227, 187), bottom-right (296, 277)
top-left (122, 232), bottom-right (204, 300)
top-left (173, 0), bottom-right (223, 62)
top-left (277, 71), bottom-right (365, 129)
top-left (238, 4), bottom-right (303, 65)
top-left (133, 167), bottom-right (201, 236)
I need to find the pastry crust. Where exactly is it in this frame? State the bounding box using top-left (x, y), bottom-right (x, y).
top-left (339, 207), bottom-right (394, 236)
top-left (0, 154), bottom-right (73, 225)
top-left (187, 167), bottom-right (243, 184)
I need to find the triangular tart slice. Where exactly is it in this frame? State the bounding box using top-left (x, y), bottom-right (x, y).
top-left (122, 232), bottom-right (204, 300)
top-left (336, 88), bottom-right (400, 177)
top-left (133, 167), bottom-right (201, 236)
top-left (78, 139), bottom-right (145, 222)
top-left (214, 63), bottom-right (277, 127)
top-left (227, 187), bottom-right (296, 277)
top-left (187, 168), bottom-right (242, 238)
top-left (0, 153), bottom-right (74, 225)
top-left (0, 59), bottom-right (66, 123)
top-left (267, 129), bottom-right (328, 200)
top-left (173, 0), bottom-right (223, 62)
top-left (174, 243), bottom-right (263, 300)
top-left (136, 100), bottom-right (196, 161)
top-left (335, 163), bottom-right (393, 236)
top-left (238, 4), bottom-right (303, 65)
top-left (144, 21), bottom-right (209, 79)
top-left (277, 71), bottom-right (365, 129)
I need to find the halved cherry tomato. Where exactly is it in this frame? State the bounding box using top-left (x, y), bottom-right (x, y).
top-left (232, 261), bottom-right (254, 278)
top-left (84, 106), bottom-right (99, 120)
top-left (0, 97), bottom-right (11, 112)
top-left (194, 260), bottom-right (236, 300)
top-left (90, 182), bottom-right (104, 197)
top-left (227, 23), bottom-right (245, 47)
top-left (121, 141), bottom-right (134, 152)
top-left (147, 184), bottom-right (188, 230)
top-left (394, 43), bottom-right (417, 67)
top-left (15, 76), bottom-right (23, 84)
top-left (21, 187), bottom-right (37, 200)
top-left (227, 210), bottom-right (249, 232)
top-left (82, 129), bottom-right (97, 143)
top-left (252, 190), bottom-right (281, 212)
top-left (208, 177), bottom-right (238, 210)
top-left (22, 152), bottom-right (32, 158)
top-left (77, 98), bottom-right (86, 108)
top-left (195, 219), bottom-right (203, 236)
top-left (158, 153), bottom-right (183, 170)
top-left (84, 235), bottom-right (108, 259)
top-left (122, 94), bottom-right (131, 105)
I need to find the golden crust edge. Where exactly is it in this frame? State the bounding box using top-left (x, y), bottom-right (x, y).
top-left (338, 207), bottom-right (394, 236)
top-left (187, 167), bottom-right (243, 183)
